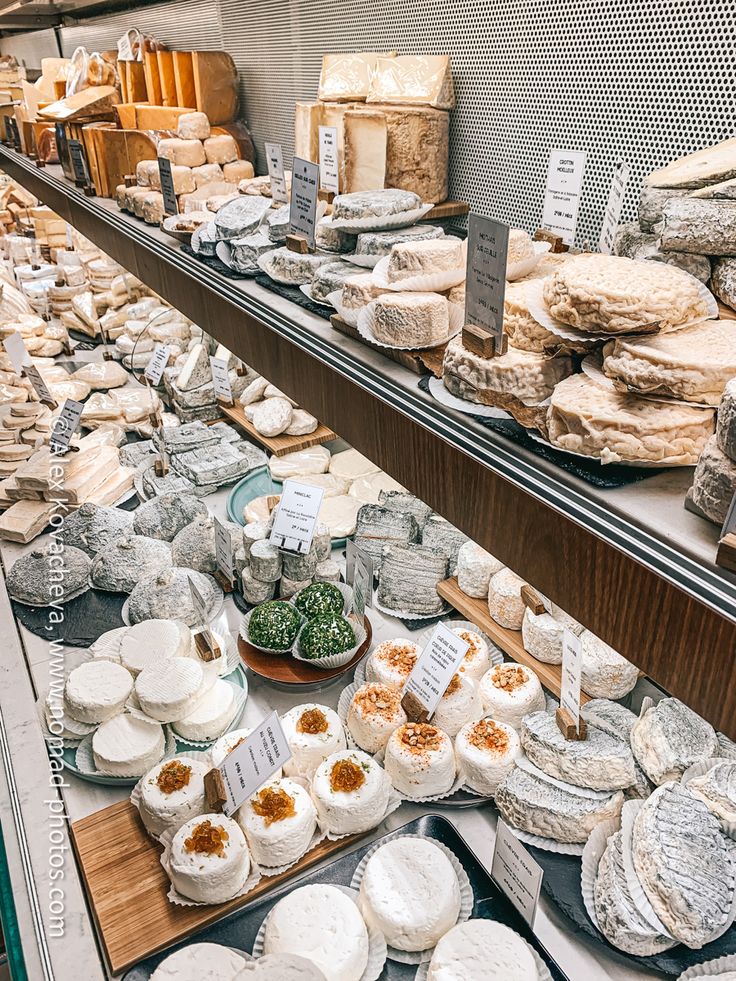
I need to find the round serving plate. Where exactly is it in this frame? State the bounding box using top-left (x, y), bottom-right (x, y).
top-left (238, 614), bottom-right (372, 692)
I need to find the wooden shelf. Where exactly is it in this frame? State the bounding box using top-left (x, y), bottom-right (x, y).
top-left (438, 577), bottom-right (590, 705)
top-left (218, 400), bottom-right (336, 456)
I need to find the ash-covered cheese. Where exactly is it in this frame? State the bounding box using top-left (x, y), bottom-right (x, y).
top-left (177, 111), bottom-right (211, 140)
top-left (157, 138), bottom-right (207, 168)
top-left (354, 503), bottom-right (419, 567)
top-left (718, 378), bottom-right (736, 460)
top-left (355, 224), bottom-right (444, 261)
top-left (315, 218), bottom-right (357, 254)
top-left (265, 248), bottom-right (335, 285)
top-left (421, 514), bottom-right (469, 576)
top-left (214, 196), bottom-right (273, 240)
top-left (311, 261), bottom-right (360, 302)
top-left (377, 542), bottom-right (448, 615)
top-left (372, 292), bottom-right (450, 346)
top-left (91, 534), bottom-right (171, 593)
top-left (387, 237), bottom-right (464, 283)
top-left (630, 697), bottom-right (718, 785)
top-left (333, 188), bottom-right (422, 221)
top-left (691, 435), bottom-right (736, 524)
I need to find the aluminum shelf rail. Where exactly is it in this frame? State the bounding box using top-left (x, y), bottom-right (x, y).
top-left (3, 145), bottom-right (735, 733)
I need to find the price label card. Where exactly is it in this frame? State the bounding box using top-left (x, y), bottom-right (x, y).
top-left (209, 356), bottom-right (233, 403)
top-left (491, 819), bottom-right (543, 928)
top-left (270, 479), bottom-right (325, 554)
top-left (3, 117), bottom-right (10, 144)
top-left (50, 399), bottom-right (84, 453)
top-left (187, 574), bottom-right (211, 628)
top-left (346, 540), bottom-right (373, 619)
top-left (318, 126), bottom-right (340, 193)
top-left (560, 628), bottom-right (583, 731)
top-left (289, 157), bottom-right (320, 250)
top-left (68, 140), bottom-right (89, 184)
top-left (465, 214), bottom-right (509, 346)
top-left (403, 622), bottom-right (470, 717)
top-left (542, 148), bottom-right (587, 246)
top-left (218, 710), bottom-right (292, 816)
top-left (24, 364), bottom-right (53, 404)
top-left (3, 331), bottom-right (30, 374)
top-left (721, 491), bottom-right (736, 539)
top-left (144, 344), bottom-right (170, 385)
top-left (214, 516), bottom-right (235, 582)
top-left (599, 158), bottom-right (631, 254)
top-left (265, 142), bottom-right (289, 205)
top-left (157, 156), bottom-right (179, 216)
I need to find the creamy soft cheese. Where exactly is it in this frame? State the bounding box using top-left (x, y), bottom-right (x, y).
top-left (431, 673), bottom-right (484, 738)
top-left (263, 883), bottom-right (369, 981)
top-left (64, 660), bottom-right (133, 724)
top-left (384, 723), bottom-right (456, 798)
top-left (210, 727), bottom-right (252, 768)
top-left (237, 777), bottom-right (317, 867)
top-left (121, 619), bottom-right (192, 675)
top-left (93, 714), bottom-right (165, 777)
top-left (365, 640), bottom-right (420, 690)
top-left (453, 628), bottom-right (493, 681)
top-left (138, 757), bottom-right (209, 838)
top-left (347, 682), bottom-right (407, 753)
top-left (89, 625), bottom-right (128, 663)
top-left (479, 663), bottom-right (545, 731)
top-left (311, 749), bottom-right (391, 835)
top-left (169, 814), bottom-right (251, 904)
top-left (172, 679), bottom-right (236, 742)
top-left (427, 920), bottom-right (538, 980)
top-left (150, 942), bottom-right (246, 981)
top-left (237, 953), bottom-right (327, 979)
top-left (281, 704), bottom-right (346, 779)
top-left (455, 718), bottom-right (522, 795)
top-left (358, 837), bottom-right (461, 951)
top-left (135, 657), bottom-right (204, 723)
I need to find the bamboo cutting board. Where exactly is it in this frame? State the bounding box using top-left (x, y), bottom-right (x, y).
top-left (219, 401), bottom-right (336, 457)
top-left (70, 800), bottom-right (364, 974)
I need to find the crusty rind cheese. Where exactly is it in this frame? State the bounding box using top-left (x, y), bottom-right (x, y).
top-left (204, 134), bottom-right (238, 165)
top-left (157, 138), bottom-right (206, 168)
top-left (443, 337), bottom-right (573, 405)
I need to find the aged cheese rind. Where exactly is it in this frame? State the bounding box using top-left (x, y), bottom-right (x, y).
top-left (91, 535), bottom-right (172, 593)
top-left (443, 338), bottom-right (573, 405)
top-left (456, 540), bottom-right (503, 598)
top-left (157, 138), bottom-right (207, 168)
top-left (630, 697), bottom-right (718, 785)
top-left (377, 542), bottom-right (448, 615)
top-left (637, 185), bottom-right (691, 231)
top-left (367, 55), bottom-right (455, 110)
top-left (690, 436), bottom-right (736, 525)
top-left (333, 188), bottom-right (421, 221)
top-left (580, 631), bottom-right (638, 699)
top-left (371, 292), bottom-right (449, 347)
top-left (712, 257), bottom-right (736, 312)
top-left (318, 52), bottom-right (392, 101)
top-left (613, 223), bottom-right (712, 283)
top-left (718, 378), bottom-right (736, 459)
top-left (343, 111), bottom-right (387, 193)
top-left (660, 198), bottom-right (736, 255)
top-left (645, 138), bottom-right (736, 189)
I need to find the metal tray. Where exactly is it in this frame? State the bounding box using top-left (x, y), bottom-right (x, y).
top-left (124, 814), bottom-right (569, 979)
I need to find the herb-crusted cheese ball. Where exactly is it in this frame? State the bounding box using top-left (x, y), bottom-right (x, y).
top-left (294, 582), bottom-right (344, 620)
top-left (300, 614), bottom-right (356, 659)
top-left (249, 601), bottom-right (302, 650)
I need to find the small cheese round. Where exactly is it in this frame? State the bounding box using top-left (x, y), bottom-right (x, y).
top-left (346, 682), bottom-right (407, 753)
top-left (263, 883), bottom-right (369, 981)
top-left (172, 679), bottom-right (236, 742)
top-left (88, 625), bottom-right (128, 663)
top-left (93, 714), bottom-right (165, 777)
top-left (311, 749), bottom-right (390, 836)
top-left (237, 777), bottom-right (317, 867)
top-left (358, 837), bottom-right (461, 951)
top-left (169, 814), bottom-right (251, 904)
top-left (487, 568), bottom-right (526, 629)
top-left (252, 397), bottom-right (293, 437)
top-left (453, 627), bottom-right (493, 680)
top-left (431, 673), bottom-right (484, 738)
top-left (371, 292), bottom-right (450, 347)
top-left (384, 722), bottom-right (457, 798)
top-left (522, 607), bottom-right (566, 664)
top-left (281, 704), bottom-right (346, 779)
top-left (223, 159), bottom-right (255, 183)
top-left (135, 657), bottom-right (204, 723)
top-left (176, 111), bottom-right (211, 141)
top-left (234, 953), bottom-right (326, 979)
top-left (455, 719), bottom-right (522, 795)
top-left (121, 619), bottom-right (192, 676)
top-left (365, 639), bottom-right (420, 690)
top-left (427, 920), bottom-right (538, 980)
top-left (136, 159), bottom-right (157, 187)
top-left (157, 138), bottom-right (207, 168)
top-left (210, 728), bottom-right (256, 768)
top-left (204, 134), bottom-right (238, 165)
top-left (150, 943), bottom-right (245, 981)
top-left (64, 661), bottom-right (133, 724)
top-left (479, 663), bottom-right (546, 731)
top-left (507, 228), bottom-right (535, 265)
top-left (138, 757), bottom-right (209, 838)
top-left (581, 630), bottom-right (639, 699)
top-left (170, 164), bottom-right (196, 195)
top-left (192, 162), bottom-right (224, 187)
top-left (457, 541), bottom-right (504, 598)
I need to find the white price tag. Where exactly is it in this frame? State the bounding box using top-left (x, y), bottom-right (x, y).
top-left (50, 399), bottom-right (84, 453)
top-left (403, 622), bottom-right (470, 717)
top-left (3, 331), bottom-right (30, 374)
top-left (209, 356), bottom-right (232, 404)
top-left (598, 158), bottom-right (631, 254)
top-left (269, 479), bottom-right (324, 554)
top-left (465, 214), bottom-right (509, 347)
top-left (542, 148), bottom-right (587, 246)
top-left (491, 820), bottom-right (543, 928)
top-left (218, 710), bottom-right (292, 816)
top-left (24, 364), bottom-right (53, 404)
top-left (187, 575), bottom-right (211, 628)
top-left (264, 142), bottom-right (288, 204)
top-left (289, 157), bottom-right (320, 250)
top-left (318, 126), bottom-right (340, 194)
top-left (157, 157), bottom-right (179, 216)
top-left (560, 629), bottom-right (583, 731)
top-left (346, 540), bottom-right (373, 619)
top-left (144, 344), bottom-right (170, 385)
top-left (214, 516), bottom-right (235, 582)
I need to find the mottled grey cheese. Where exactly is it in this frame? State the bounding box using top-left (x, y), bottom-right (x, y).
top-left (166, 378), bottom-right (216, 409)
top-left (248, 539), bottom-right (282, 582)
top-left (133, 493), bottom-right (207, 542)
top-left (377, 542), bottom-right (448, 615)
top-left (494, 764), bottom-right (624, 844)
top-left (378, 489), bottom-right (433, 530)
top-left (266, 205), bottom-right (290, 244)
top-left (153, 421), bottom-right (219, 455)
top-left (243, 520), bottom-right (269, 558)
top-left (266, 248), bottom-right (335, 285)
top-left (128, 568), bottom-right (222, 626)
top-left (312, 522), bottom-right (331, 562)
top-left (718, 731), bottom-right (736, 761)
top-left (521, 711), bottom-right (636, 791)
top-left (241, 568), bottom-right (277, 604)
top-left (421, 514), bottom-right (470, 577)
top-left (213, 196), bottom-right (272, 240)
top-left (660, 198), bottom-right (736, 255)
top-left (311, 261), bottom-right (361, 302)
top-left (594, 830), bottom-right (677, 956)
top-left (581, 699), bottom-right (638, 742)
top-left (8, 545), bottom-right (91, 605)
top-left (171, 515), bottom-right (238, 573)
top-left (60, 503), bottom-right (134, 556)
top-left (192, 222), bottom-right (218, 256)
top-left (119, 440), bottom-right (157, 469)
top-left (354, 224), bottom-right (444, 260)
top-left (712, 258), bottom-right (736, 313)
top-left (170, 401), bottom-right (223, 425)
top-left (613, 222), bottom-right (711, 283)
top-left (282, 546), bottom-right (319, 581)
top-left (314, 560), bottom-right (340, 583)
top-left (637, 185), bottom-right (691, 232)
top-left (353, 504), bottom-right (419, 567)
top-left (633, 782), bottom-right (735, 948)
top-left (691, 436), bottom-right (736, 525)
top-left (631, 697), bottom-right (719, 785)
top-left (689, 761), bottom-right (736, 827)
top-left (315, 219), bottom-right (357, 254)
top-left (333, 188), bottom-right (422, 221)
top-left (141, 467), bottom-right (199, 499)
top-left (171, 441), bottom-right (266, 486)
top-left (229, 231), bottom-right (273, 273)
top-left (90, 534), bottom-right (172, 592)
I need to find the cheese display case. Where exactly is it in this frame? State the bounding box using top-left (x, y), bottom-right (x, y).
top-left (0, 1), bottom-right (732, 979)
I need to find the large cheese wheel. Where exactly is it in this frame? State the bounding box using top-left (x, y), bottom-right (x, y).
top-left (170, 165), bottom-right (196, 195)
top-left (203, 134), bottom-right (238, 165)
top-left (176, 111), bottom-right (211, 141)
top-left (223, 159), bottom-right (254, 183)
top-left (157, 138), bottom-right (206, 168)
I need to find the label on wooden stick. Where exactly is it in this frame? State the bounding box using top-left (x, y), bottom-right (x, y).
top-left (318, 126), bottom-right (340, 194)
top-left (157, 156), bottom-right (179, 216)
top-left (465, 213), bottom-right (509, 356)
top-left (402, 622), bottom-right (470, 718)
top-left (289, 157), bottom-right (320, 251)
top-left (491, 819), bottom-right (543, 928)
top-left (542, 149), bottom-right (586, 246)
top-left (209, 356), bottom-right (232, 404)
top-left (3, 331), bottom-right (30, 374)
top-left (599, 158), bottom-right (630, 254)
top-left (144, 344), bottom-right (170, 386)
top-left (270, 479), bottom-right (324, 554)
top-left (68, 140), bottom-right (89, 184)
top-left (214, 515), bottom-right (235, 583)
top-left (217, 710), bottom-right (292, 816)
top-left (346, 540), bottom-right (373, 619)
top-left (560, 628), bottom-right (583, 734)
top-left (264, 142), bottom-right (288, 204)
top-left (50, 399), bottom-right (84, 453)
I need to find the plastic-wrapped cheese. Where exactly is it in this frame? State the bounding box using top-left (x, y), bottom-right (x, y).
top-left (136, 160), bottom-right (157, 187)
top-left (157, 138), bottom-right (206, 168)
top-left (487, 568), bottom-right (526, 630)
top-left (170, 165), bottom-right (196, 195)
top-left (203, 134), bottom-right (238, 165)
top-left (192, 163), bottom-right (224, 188)
top-left (176, 111), bottom-right (211, 141)
top-left (457, 541), bottom-right (503, 598)
top-left (223, 160), bottom-right (255, 183)
top-left (142, 192), bottom-right (165, 224)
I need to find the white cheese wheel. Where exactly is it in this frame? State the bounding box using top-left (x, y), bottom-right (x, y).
top-left (487, 567), bottom-right (526, 629)
top-left (121, 620), bottom-right (191, 676)
top-left (311, 749), bottom-right (390, 836)
top-left (455, 719), bottom-right (522, 796)
top-left (269, 445), bottom-right (331, 480)
top-left (427, 920), bottom-right (538, 981)
top-left (522, 607), bottom-right (565, 664)
top-left (457, 541), bottom-right (503, 598)
top-left (92, 714), bottom-right (165, 777)
top-left (170, 165), bottom-right (195, 195)
top-left (138, 756), bottom-right (210, 838)
top-left (318, 494), bottom-right (361, 538)
top-left (150, 943), bottom-right (245, 981)
top-left (328, 448), bottom-right (380, 482)
top-left (192, 162), bottom-right (224, 188)
top-left (135, 657), bottom-right (204, 723)
top-left (281, 704), bottom-right (346, 778)
top-left (176, 111), bottom-right (211, 141)
top-left (479, 663), bottom-right (546, 730)
top-left (172, 679), bottom-right (236, 741)
top-left (157, 138), bottom-right (207, 168)
top-left (384, 722), bottom-right (457, 798)
top-left (169, 814), bottom-right (251, 904)
top-left (204, 134), bottom-right (238, 165)
top-left (237, 777), bottom-right (317, 867)
top-left (581, 630), bottom-right (639, 699)
top-left (64, 661), bottom-right (133, 724)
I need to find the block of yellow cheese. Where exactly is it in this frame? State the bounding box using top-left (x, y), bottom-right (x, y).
top-left (157, 50), bottom-right (177, 107)
top-left (367, 55), bottom-right (455, 110)
top-left (191, 51), bottom-right (238, 124)
top-left (172, 51), bottom-right (196, 108)
top-left (135, 104), bottom-right (197, 131)
top-left (317, 52), bottom-right (395, 102)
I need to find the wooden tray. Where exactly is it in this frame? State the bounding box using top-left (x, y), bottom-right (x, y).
top-left (69, 799), bottom-right (365, 975)
top-left (437, 577), bottom-right (591, 705)
top-left (330, 315), bottom-right (446, 377)
top-left (218, 401), bottom-right (336, 457)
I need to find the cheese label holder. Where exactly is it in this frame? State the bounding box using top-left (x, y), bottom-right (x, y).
top-left (541, 148), bottom-right (587, 246)
top-left (49, 398), bottom-right (84, 455)
top-left (157, 156), bottom-right (179, 216)
top-left (401, 622), bottom-right (470, 721)
top-left (491, 819), bottom-right (543, 929)
top-left (213, 515), bottom-right (235, 592)
top-left (716, 491), bottom-right (736, 574)
top-left (288, 156), bottom-right (320, 252)
top-left (269, 479), bottom-right (324, 555)
top-left (264, 142), bottom-right (289, 205)
top-left (318, 125), bottom-right (340, 195)
top-left (188, 576), bottom-right (221, 662)
top-left (24, 364), bottom-right (55, 407)
top-left (521, 585), bottom-right (546, 616)
top-left (346, 540), bottom-right (373, 620)
top-left (599, 158), bottom-right (630, 255)
top-left (209, 355), bottom-right (233, 407)
top-left (557, 629), bottom-right (586, 740)
top-left (144, 344), bottom-right (170, 387)
top-left (68, 140), bottom-right (90, 188)
top-left (464, 213), bottom-right (510, 358)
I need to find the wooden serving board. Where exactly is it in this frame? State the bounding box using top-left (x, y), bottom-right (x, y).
top-left (437, 577), bottom-right (591, 705)
top-left (330, 315), bottom-right (446, 378)
top-left (218, 401), bottom-right (336, 456)
top-left (70, 799), bottom-right (364, 975)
